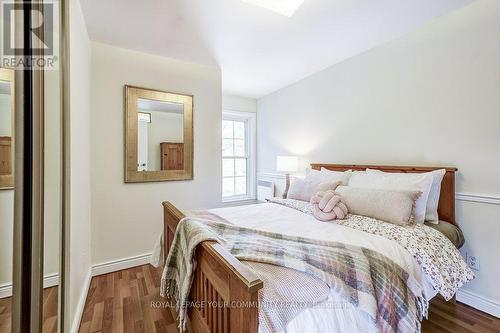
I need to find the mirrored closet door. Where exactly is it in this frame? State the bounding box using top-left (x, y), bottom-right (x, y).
top-left (0, 1), bottom-right (68, 332)
top-left (41, 41), bottom-right (62, 333)
top-left (1, 66), bottom-right (63, 330)
top-left (0, 67), bottom-right (15, 333)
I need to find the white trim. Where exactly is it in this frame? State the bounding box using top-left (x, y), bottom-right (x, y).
top-left (258, 172), bottom-right (304, 180)
top-left (222, 111), bottom-right (257, 202)
top-left (43, 273), bottom-right (59, 288)
top-left (258, 172), bottom-right (286, 181)
top-left (0, 273), bottom-right (60, 299)
top-left (70, 268), bottom-right (92, 333)
top-left (457, 289), bottom-right (500, 318)
top-left (91, 253), bottom-right (152, 277)
top-left (221, 199), bottom-right (260, 207)
top-left (456, 193), bottom-right (500, 205)
top-left (222, 195), bottom-right (255, 203)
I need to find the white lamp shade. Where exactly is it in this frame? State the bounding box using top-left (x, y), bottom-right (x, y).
top-left (277, 156), bottom-right (298, 173)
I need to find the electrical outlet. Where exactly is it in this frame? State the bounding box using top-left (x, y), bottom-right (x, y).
top-left (467, 254), bottom-right (480, 271)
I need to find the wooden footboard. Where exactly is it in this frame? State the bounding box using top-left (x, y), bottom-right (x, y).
top-left (162, 202), bottom-right (263, 333)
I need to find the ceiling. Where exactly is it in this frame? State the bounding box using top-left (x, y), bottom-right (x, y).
top-left (80, 0), bottom-right (473, 98)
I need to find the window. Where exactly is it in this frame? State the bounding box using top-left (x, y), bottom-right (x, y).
top-left (222, 111), bottom-right (256, 201)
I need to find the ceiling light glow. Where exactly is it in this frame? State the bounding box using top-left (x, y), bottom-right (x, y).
top-left (243, 0), bottom-right (304, 17)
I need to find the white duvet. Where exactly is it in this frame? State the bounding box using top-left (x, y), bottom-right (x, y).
top-left (209, 202), bottom-right (438, 333)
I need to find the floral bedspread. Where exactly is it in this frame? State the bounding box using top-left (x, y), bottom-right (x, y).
top-left (268, 198), bottom-right (474, 300)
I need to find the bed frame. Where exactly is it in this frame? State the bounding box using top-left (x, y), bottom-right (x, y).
top-left (162, 164), bottom-right (457, 333)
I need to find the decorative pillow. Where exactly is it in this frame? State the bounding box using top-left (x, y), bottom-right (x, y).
top-left (310, 190), bottom-right (348, 221)
top-left (288, 178), bottom-right (341, 202)
top-left (336, 186), bottom-right (422, 226)
top-left (349, 170), bottom-right (434, 224)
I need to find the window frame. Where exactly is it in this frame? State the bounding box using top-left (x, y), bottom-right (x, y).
top-left (221, 110), bottom-right (256, 202)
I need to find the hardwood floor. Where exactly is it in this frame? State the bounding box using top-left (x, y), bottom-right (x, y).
top-left (0, 296), bottom-right (10, 333)
top-left (78, 265), bottom-right (178, 333)
top-left (79, 264), bottom-right (500, 333)
top-left (0, 286), bottom-right (58, 333)
top-left (422, 297), bottom-right (500, 333)
top-left (42, 287), bottom-right (59, 332)
top-left (1, 266), bottom-right (496, 333)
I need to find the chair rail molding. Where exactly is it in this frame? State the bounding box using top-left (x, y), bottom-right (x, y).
top-left (455, 193), bottom-right (500, 205)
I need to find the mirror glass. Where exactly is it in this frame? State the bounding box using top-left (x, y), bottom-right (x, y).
top-left (42, 67), bottom-right (61, 332)
top-left (0, 79), bottom-right (13, 187)
top-left (0, 70), bottom-right (61, 332)
top-left (137, 98), bottom-right (184, 171)
top-left (125, 86), bottom-right (193, 183)
top-left (0, 69), bottom-right (14, 332)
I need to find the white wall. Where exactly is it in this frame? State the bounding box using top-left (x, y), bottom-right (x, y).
top-left (257, 0), bottom-right (500, 310)
top-left (68, 0), bottom-right (92, 330)
top-left (223, 94), bottom-right (257, 113)
top-left (90, 43), bottom-right (222, 265)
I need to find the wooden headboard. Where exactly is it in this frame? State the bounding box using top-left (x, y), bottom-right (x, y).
top-left (311, 164), bottom-right (458, 225)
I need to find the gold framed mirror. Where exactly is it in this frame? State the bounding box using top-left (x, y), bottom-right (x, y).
top-left (0, 67), bottom-right (15, 190)
top-left (124, 85), bottom-right (193, 182)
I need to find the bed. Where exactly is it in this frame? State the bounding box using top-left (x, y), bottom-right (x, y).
top-left (159, 164), bottom-right (472, 333)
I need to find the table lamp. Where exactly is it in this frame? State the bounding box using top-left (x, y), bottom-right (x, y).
top-left (276, 155), bottom-right (298, 198)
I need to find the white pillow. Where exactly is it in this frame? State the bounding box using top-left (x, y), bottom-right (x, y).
top-left (348, 169), bottom-right (434, 224)
top-left (287, 179), bottom-right (341, 202)
top-left (318, 168), bottom-right (352, 185)
top-left (287, 169), bottom-right (350, 201)
top-left (366, 169), bottom-right (446, 223)
top-left (424, 169), bottom-right (446, 223)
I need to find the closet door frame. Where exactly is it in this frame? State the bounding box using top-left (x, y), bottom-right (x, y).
top-left (60, 0), bottom-right (70, 331)
top-left (12, 1), bottom-right (45, 331)
top-left (11, 0), bottom-right (69, 332)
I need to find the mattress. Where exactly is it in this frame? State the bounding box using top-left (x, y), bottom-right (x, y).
top-left (209, 202), bottom-right (439, 333)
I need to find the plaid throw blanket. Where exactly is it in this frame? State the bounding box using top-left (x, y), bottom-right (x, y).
top-left (161, 216), bottom-right (427, 333)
